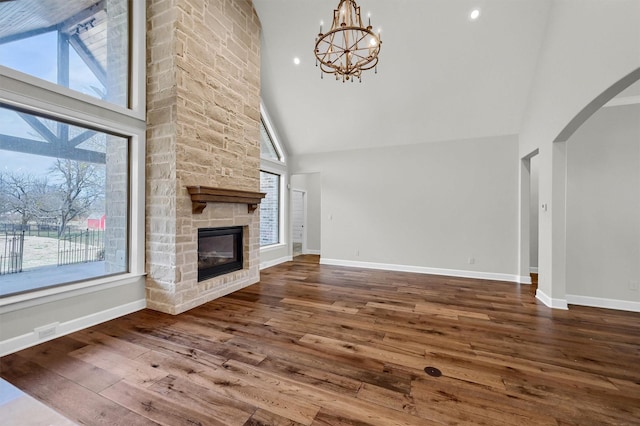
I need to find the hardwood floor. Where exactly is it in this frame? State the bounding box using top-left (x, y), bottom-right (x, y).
top-left (292, 254), bottom-right (321, 264)
top-left (2, 262), bottom-right (639, 425)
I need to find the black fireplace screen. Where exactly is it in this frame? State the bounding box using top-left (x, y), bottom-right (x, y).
top-left (198, 226), bottom-right (243, 282)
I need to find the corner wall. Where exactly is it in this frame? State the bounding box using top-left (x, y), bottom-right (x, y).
top-left (566, 103), bottom-right (640, 310)
top-left (291, 135), bottom-right (520, 280)
top-left (518, 0), bottom-right (640, 306)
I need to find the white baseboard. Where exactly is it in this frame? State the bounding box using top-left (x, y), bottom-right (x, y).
top-left (305, 249), bottom-right (321, 255)
top-left (535, 289), bottom-right (568, 310)
top-left (519, 275), bottom-right (532, 285)
top-left (566, 294), bottom-right (640, 313)
top-left (529, 267), bottom-right (539, 273)
top-left (260, 255), bottom-right (293, 270)
top-left (0, 299), bottom-right (146, 357)
top-left (320, 258), bottom-right (520, 283)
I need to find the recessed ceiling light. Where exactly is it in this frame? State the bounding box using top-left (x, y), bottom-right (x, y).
top-left (470, 9), bottom-right (480, 20)
top-left (293, 57), bottom-right (301, 65)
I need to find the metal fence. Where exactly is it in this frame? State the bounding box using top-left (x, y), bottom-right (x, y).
top-left (0, 223), bottom-right (59, 237)
top-left (57, 228), bottom-right (105, 266)
top-left (0, 231), bottom-right (25, 275)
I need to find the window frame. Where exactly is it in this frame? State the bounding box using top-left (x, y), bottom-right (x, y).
top-left (0, 1), bottom-right (146, 305)
top-left (259, 169), bottom-right (282, 247)
top-left (260, 103), bottom-right (285, 165)
top-left (259, 103), bottom-right (287, 250)
top-left (0, 0), bottom-right (145, 120)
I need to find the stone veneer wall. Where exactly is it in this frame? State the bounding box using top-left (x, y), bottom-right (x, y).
top-left (146, 0), bottom-right (261, 314)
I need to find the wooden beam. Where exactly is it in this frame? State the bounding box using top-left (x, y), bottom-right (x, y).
top-left (186, 186), bottom-right (266, 214)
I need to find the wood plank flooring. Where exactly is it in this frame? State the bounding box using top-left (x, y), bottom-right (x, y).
top-left (1, 262), bottom-right (639, 425)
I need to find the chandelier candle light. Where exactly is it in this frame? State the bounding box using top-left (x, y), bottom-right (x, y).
top-left (314, 0), bottom-right (381, 82)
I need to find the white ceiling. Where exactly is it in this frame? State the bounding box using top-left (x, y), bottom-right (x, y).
top-left (253, 0), bottom-right (553, 156)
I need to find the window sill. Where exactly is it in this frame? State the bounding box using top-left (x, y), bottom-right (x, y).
top-left (260, 243), bottom-right (287, 253)
top-left (0, 272), bottom-right (146, 313)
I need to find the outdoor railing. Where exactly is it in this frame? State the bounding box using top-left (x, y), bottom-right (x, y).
top-left (57, 229), bottom-right (105, 266)
top-left (0, 231), bottom-right (25, 275)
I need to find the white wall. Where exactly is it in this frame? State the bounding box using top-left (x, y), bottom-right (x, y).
top-left (0, 277), bottom-right (146, 356)
top-left (291, 135), bottom-right (520, 281)
top-left (520, 1), bottom-right (640, 156)
top-left (518, 0), bottom-right (640, 306)
top-left (566, 103), bottom-right (640, 306)
top-left (291, 173), bottom-right (321, 254)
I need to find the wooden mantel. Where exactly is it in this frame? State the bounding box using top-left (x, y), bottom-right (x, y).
top-left (186, 186), bottom-right (266, 214)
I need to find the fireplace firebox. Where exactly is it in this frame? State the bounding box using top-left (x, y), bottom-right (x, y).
top-left (198, 226), bottom-right (243, 282)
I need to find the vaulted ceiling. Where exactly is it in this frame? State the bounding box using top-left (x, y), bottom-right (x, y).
top-left (253, 0), bottom-right (553, 156)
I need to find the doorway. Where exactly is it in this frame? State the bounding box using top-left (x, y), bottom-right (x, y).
top-left (519, 149), bottom-right (539, 289)
top-left (291, 190), bottom-right (305, 257)
top-left (529, 153), bottom-right (540, 292)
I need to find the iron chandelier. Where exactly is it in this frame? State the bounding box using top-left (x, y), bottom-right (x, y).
top-left (314, 0), bottom-right (381, 82)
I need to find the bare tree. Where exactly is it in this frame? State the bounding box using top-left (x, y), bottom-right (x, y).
top-left (50, 159), bottom-right (104, 237)
top-left (0, 173), bottom-right (8, 217)
top-left (0, 172), bottom-right (51, 226)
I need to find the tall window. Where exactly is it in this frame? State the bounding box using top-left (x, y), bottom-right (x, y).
top-left (259, 107), bottom-right (286, 248)
top-left (0, 1), bottom-right (144, 297)
top-left (260, 171), bottom-right (280, 246)
top-left (0, 0), bottom-right (129, 107)
top-left (260, 118), bottom-right (282, 162)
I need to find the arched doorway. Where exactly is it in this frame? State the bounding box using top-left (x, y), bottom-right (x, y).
top-left (547, 67), bottom-right (640, 310)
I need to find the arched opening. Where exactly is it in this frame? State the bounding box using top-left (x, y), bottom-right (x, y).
top-left (551, 67), bottom-right (640, 311)
top-left (554, 67), bottom-right (640, 143)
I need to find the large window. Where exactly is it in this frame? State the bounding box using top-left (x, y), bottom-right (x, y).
top-left (260, 171), bottom-right (280, 246)
top-left (260, 118), bottom-right (282, 162)
top-left (0, 1), bottom-right (145, 297)
top-left (259, 106), bottom-right (286, 248)
top-left (0, 106), bottom-right (129, 296)
top-left (0, 0), bottom-right (129, 107)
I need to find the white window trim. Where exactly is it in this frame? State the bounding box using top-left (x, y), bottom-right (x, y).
top-left (259, 103), bottom-right (288, 250)
top-left (0, 2), bottom-right (146, 307)
top-left (0, 0), bottom-right (146, 121)
top-left (260, 101), bottom-right (286, 164)
top-left (260, 168), bottom-right (287, 248)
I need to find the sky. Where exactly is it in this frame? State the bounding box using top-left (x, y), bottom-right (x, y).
top-left (0, 30), bottom-right (106, 176)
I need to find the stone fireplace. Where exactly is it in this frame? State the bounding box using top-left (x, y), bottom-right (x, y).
top-left (145, 0), bottom-right (262, 314)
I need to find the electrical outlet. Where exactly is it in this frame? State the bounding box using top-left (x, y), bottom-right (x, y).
top-left (468, 257), bottom-right (475, 265)
top-left (355, 249), bottom-right (359, 256)
top-left (35, 323), bottom-right (59, 340)
top-left (630, 280), bottom-right (639, 291)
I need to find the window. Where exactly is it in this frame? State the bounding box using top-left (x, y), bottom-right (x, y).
top-left (0, 107), bottom-right (129, 295)
top-left (260, 171), bottom-right (280, 246)
top-left (0, 1), bottom-right (145, 297)
top-left (260, 119), bottom-right (282, 162)
top-left (259, 105), bottom-right (286, 248)
top-left (0, 1), bottom-right (129, 107)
